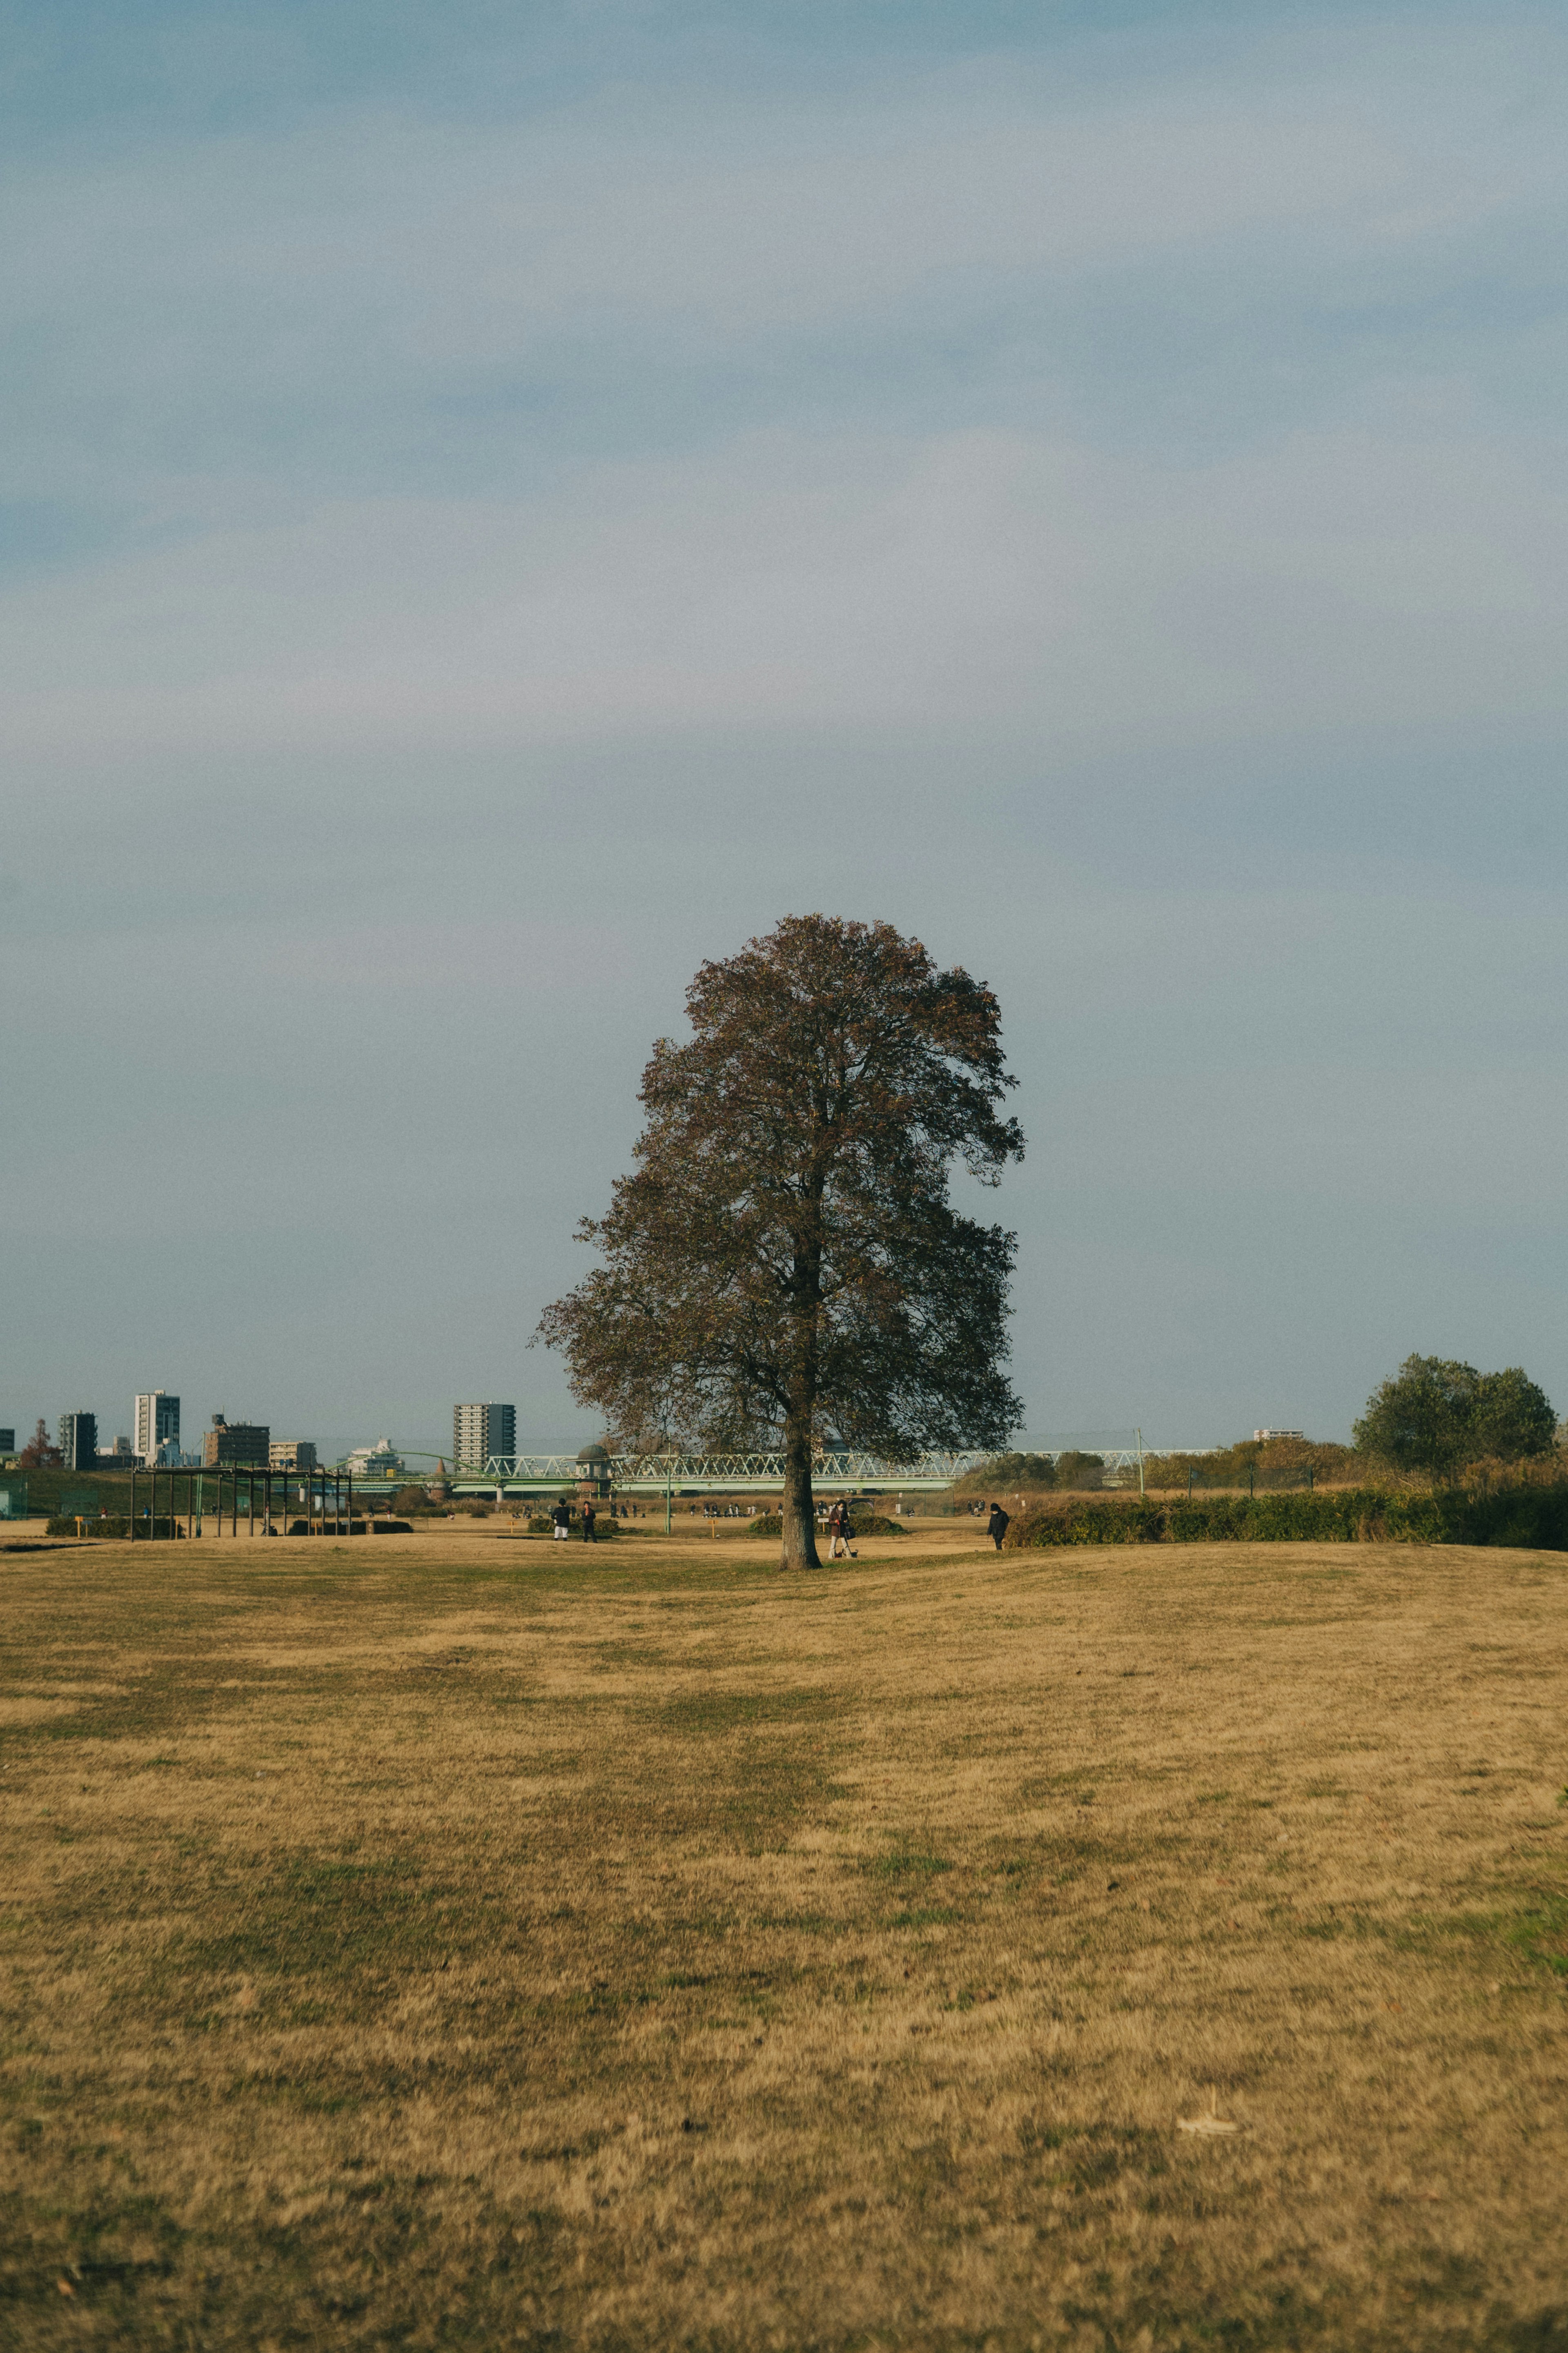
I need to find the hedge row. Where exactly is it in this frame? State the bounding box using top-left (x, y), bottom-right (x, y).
top-left (746, 1511), bottom-right (906, 1539)
top-left (1004, 1485), bottom-right (1568, 1551)
top-left (45, 1515), bottom-right (174, 1539)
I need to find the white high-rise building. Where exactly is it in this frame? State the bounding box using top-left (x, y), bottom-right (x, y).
top-left (134, 1391), bottom-right (180, 1465)
top-left (454, 1403), bottom-right (516, 1468)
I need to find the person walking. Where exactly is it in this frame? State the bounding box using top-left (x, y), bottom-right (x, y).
top-left (581, 1500), bottom-right (597, 1543)
top-left (552, 1499), bottom-right (571, 1542)
top-left (986, 1500), bottom-right (1010, 1550)
top-left (828, 1499), bottom-right (856, 1560)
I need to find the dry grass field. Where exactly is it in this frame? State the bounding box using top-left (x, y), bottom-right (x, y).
top-left (2, 1521), bottom-right (1566, 2352)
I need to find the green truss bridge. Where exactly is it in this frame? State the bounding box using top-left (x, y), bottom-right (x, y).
top-left (442, 1445), bottom-right (1149, 1497)
top-left (446, 1450), bottom-right (982, 1497)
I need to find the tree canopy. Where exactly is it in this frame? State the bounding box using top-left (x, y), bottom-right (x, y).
top-left (536, 915), bottom-right (1025, 1568)
top-left (1352, 1355), bottom-right (1556, 1479)
top-left (18, 1418), bottom-right (61, 1469)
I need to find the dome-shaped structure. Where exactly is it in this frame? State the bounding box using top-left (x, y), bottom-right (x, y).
top-left (575, 1440), bottom-right (613, 1497)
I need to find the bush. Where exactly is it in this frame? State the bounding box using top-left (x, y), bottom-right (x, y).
top-left (953, 1452), bottom-right (1059, 1495)
top-left (390, 1484), bottom-right (443, 1517)
top-left (1007, 1501), bottom-right (1162, 1547)
top-left (1003, 1484), bottom-right (1568, 1551)
top-left (745, 1509), bottom-right (905, 1539)
top-left (47, 1514), bottom-right (180, 1538)
top-left (1143, 1439), bottom-right (1359, 1492)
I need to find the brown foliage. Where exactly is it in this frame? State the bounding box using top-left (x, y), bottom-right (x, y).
top-left (537, 916), bottom-right (1025, 1570)
top-left (18, 1417), bottom-right (62, 1469)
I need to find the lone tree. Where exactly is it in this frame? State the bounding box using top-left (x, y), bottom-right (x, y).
top-left (1353, 1354), bottom-right (1556, 1479)
top-left (535, 915), bottom-right (1025, 1569)
top-left (18, 1418), bottom-right (62, 1469)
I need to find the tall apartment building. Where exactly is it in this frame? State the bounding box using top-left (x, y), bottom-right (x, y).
top-left (203, 1415), bottom-right (270, 1467)
top-left (454, 1402), bottom-right (516, 1467)
top-left (269, 1441), bottom-right (317, 1471)
top-left (59, 1411), bottom-right (98, 1471)
top-left (134, 1392), bottom-right (180, 1465)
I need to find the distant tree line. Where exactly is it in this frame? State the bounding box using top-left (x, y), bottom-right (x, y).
top-left (963, 1355), bottom-right (1559, 1497)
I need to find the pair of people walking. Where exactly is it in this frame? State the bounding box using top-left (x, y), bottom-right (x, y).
top-left (826, 1499), bottom-right (857, 1559)
top-left (550, 1499), bottom-right (597, 1543)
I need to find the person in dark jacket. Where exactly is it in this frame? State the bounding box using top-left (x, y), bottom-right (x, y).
top-left (551, 1499), bottom-right (572, 1541)
top-left (581, 1501), bottom-right (597, 1543)
top-left (986, 1501), bottom-right (1009, 1550)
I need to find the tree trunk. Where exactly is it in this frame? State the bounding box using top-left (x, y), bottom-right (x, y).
top-left (780, 1411), bottom-right (820, 1570)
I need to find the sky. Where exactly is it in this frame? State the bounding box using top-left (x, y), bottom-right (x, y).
top-left (4, 0), bottom-right (1566, 1463)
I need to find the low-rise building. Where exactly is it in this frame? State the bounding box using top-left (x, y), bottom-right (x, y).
top-left (269, 1441), bottom-right (317, 1471)
top-left (203, 1416), bottom-right (270, 1467)
top-left (1253, 1428), bottom-right (1305, 1443)
top-left (347, 1439), bottom-right (404, 1479)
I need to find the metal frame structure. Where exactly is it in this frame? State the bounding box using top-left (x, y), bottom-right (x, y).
top-left (128, 1464), bottom-right (357, 1539)
top-left (450, 1449), bottom-right (990, 1495)
top-left (447, 1445), bottom-right (1157, 1491)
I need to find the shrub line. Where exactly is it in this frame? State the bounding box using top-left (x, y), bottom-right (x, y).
top-left (1004, 1484), bottom-right (1568, 1550)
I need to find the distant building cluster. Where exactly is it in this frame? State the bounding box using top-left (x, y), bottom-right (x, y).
top-left (2, 1388), bottom-right (525, 1488)
top-left (1253, 1428), bottom-right (1305, 1443)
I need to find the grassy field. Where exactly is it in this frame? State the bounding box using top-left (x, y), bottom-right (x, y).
top-left (2, 1521), bottom-right (1566, 2351)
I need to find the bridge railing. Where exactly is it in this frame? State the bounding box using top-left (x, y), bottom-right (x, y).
top-left (464, 1450), bottom-right (992, 1484)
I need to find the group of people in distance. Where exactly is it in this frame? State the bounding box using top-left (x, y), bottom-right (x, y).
top-left (547, 1492), bottom-right (1011, 1550)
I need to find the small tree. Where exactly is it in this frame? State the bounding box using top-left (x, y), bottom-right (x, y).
top-left (536, 916), bottom-right (1025, 1570)
top-left (1470, 1367), bottom-right (1557, 1463)
top-left (1053, 1449), bottom-right (1105, 1491)
top-left (954, 1450), bottom-right (1057, 1494)
top-left (1353, 1357), bottom-right (1480, 1479)
top-left (18, 1418), bottom-right (62, 1469)
top-left (1353, 1355), bottom-right (1556, 1479)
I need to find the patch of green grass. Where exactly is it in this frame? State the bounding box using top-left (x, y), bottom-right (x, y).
top-left (1500, 1895), bottom-right (1568, 1978)
top-left (866, 1849), bottom-right (952, 1880)
top-left (655, 1686), bottom-right (837, 1733)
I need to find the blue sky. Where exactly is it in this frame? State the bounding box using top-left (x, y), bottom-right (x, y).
top-left (4, 0), bottom-right (1565, 1461)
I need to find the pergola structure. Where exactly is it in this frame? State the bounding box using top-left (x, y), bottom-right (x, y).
top-left (127, 1463), bottom-right (356, 1539)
